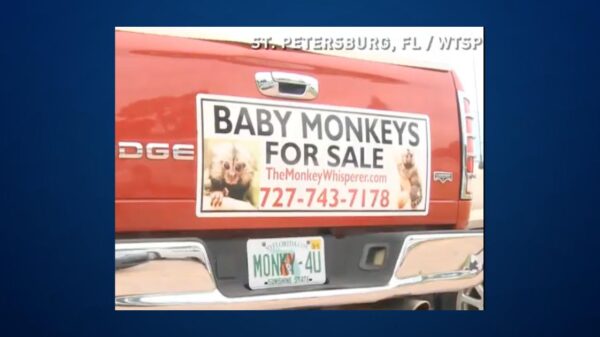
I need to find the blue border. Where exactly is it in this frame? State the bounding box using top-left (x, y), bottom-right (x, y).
top-left (2, 0), bottom-right (599, 336)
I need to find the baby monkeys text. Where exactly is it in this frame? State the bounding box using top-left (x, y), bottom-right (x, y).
top-left (212, 105), bottom-right (422, 169)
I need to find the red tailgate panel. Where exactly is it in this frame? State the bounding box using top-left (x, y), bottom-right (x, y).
top-left (115, 31), bottom-right (462, 232)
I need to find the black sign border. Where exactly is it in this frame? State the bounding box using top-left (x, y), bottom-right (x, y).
top-left (198, 96), bottom-right (430, 214)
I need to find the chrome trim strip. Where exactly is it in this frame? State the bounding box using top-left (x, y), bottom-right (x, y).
top-left (115, 231), bottom-right (483, 309)
top-left (457, 90), bottom-right (472, 200)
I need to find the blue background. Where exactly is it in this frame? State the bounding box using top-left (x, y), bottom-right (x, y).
top-left (1, 0), bottom-right (599, 335)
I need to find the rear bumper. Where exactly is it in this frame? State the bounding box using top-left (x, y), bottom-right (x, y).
top-left (115, 230), bottom-right (483, 310)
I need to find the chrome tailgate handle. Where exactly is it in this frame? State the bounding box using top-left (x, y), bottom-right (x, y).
top-left (255, 72), bottom-right (318, 100)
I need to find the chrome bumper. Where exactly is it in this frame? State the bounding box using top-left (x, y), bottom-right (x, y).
top-left (115, 231), bottom-right (483, 310)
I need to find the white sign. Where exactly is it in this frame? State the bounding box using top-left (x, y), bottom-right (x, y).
top-left (196, 94), bottom-right (430, 217)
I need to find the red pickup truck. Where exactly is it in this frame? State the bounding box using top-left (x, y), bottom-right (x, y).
top-left (114, 29), bottom-right (483, 310)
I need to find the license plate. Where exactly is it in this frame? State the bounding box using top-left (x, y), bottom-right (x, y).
top-left (247, 237), bottom-right (326, 290)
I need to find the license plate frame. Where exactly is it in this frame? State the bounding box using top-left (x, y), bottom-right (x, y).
top-left (247, 236), bottom-right (326, 290)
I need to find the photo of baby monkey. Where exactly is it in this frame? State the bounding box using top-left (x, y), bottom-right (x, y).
top-left (203, 141), bottom-right (258, 210)
top-left (396, 149), bottom-right (423, 209)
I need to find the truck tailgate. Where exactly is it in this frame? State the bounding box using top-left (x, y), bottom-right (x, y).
top-left (115, 31), bottom-right (462, 232)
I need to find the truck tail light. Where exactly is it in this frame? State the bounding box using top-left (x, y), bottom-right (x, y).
top-left (458, 91), bottom-right (475, 199)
